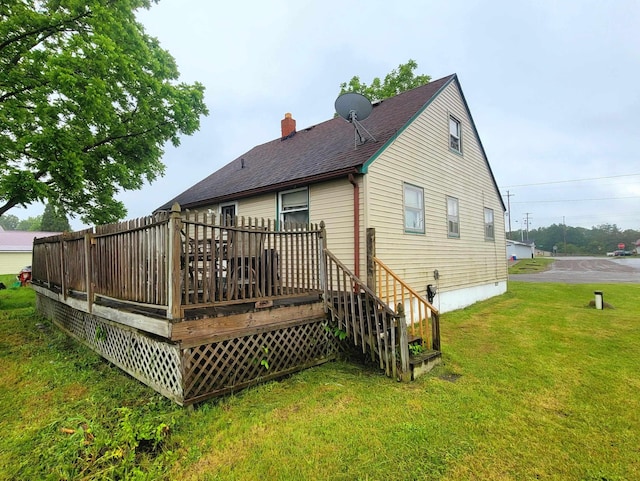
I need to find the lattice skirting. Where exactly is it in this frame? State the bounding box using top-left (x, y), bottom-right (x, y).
top-left (36, 294), bottom-right (337, 405)
top-left (36, 294), bottom-right (183, 403)
top-left (182, 318), bottom-right (337, 404)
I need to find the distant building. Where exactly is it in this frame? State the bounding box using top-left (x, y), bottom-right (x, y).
top-left (506, 239), bottom-right (535, 260)
top-left (0, 231), bottom-right (61, 275)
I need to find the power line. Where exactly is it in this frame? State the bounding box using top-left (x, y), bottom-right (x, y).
top-left (501, 172), bottom-right (640, 188)
top-left (535, 213), bottom-right (640, 222)
top-left (512, 195), bottom-right (640, 204)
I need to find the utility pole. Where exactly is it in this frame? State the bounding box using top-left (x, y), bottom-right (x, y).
top-left (505, 190), bottom-right (515, 240)
top-left (524, 212), bottom-right (532, 241)
top-left (563, 216), bottom-right (567, 254)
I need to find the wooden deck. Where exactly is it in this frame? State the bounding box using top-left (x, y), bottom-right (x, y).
top-left (35, 282), bottom-right (335, 405)
top-left (31, 205), bottom-right (440, 404)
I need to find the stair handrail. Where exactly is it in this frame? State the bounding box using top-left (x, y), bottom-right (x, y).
top-left (325, 250), bottom-right (396, 316)
top-left (373, 256), bottom-right (441, 351)
top-left (323, 248), bottom-right (408, 380)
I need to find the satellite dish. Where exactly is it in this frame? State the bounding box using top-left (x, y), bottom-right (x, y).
top-left (334, 92), bottom-right (377, 148)
top-left (335, 92), bottom-right (373, 122)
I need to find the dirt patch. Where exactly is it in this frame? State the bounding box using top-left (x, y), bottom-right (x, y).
top-left (439, 373), bottom-right (462, 383)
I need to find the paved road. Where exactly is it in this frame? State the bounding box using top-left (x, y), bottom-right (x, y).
top-left (510, 256), bottom-right (640, 283)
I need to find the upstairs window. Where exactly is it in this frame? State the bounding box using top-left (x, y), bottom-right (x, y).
top-left (447, 196), bottom-right (460, 238)
top-left (280, 188), bottom-right (309, 227)
top-left (449, 115), bottom-right (461, 153)
top-left (484, 208), bottom-right (495, 240)
top-left (404, 183), bottom-right (424, 234)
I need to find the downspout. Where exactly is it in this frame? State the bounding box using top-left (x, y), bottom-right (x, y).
top-left (349, 174), bottom-right (360, 278)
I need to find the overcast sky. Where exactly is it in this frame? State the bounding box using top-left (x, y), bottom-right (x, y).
top-left (15, 0), bottom-right (640, 233)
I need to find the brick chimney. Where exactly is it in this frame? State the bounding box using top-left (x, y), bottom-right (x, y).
top-left (281, 112), bottom-right (296, 139)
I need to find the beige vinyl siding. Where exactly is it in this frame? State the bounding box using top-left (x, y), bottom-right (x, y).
top-left (238, 193), bottom-right (277, 221)
top-left (0, 252), bottom-right (32, 275)
top-left (365, 80), bottom-right (507, 296)
top-left (187, 181), bottom-right (358, 272)
top-left (194, 193), bottom-right (276, 224)
top-left (310, 178), bottom-right (359, 273)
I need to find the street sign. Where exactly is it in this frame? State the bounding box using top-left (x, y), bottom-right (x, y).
top-left (618, 243), bottom-right (625, 249)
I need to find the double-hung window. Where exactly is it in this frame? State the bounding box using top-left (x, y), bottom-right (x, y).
top-left (449, 115), bottom-right (462, 153)
top-left (484, 208), bottom-right (495, 241)
top-left (447, 196), bottom-right (460, 238)
top-left (280, 188), bottom-right (309, 227)
top-left (404, 183), bottom-right (424, 233)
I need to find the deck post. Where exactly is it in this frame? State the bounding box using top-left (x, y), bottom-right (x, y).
top-left (84, 232), bottom-right (94, 313)
top-left (60, 233), bottom-right (67, 300)
top-left (397, 303), bottom-right (411, 381)
top-left (167, 203), bottom-right (183, 320)
top-left (44, 242), bottom-right (51, 288)
top-left (366, 228), bottom-right (376, 292)
top-left (432, 312), bottom-right (441, 351)
top-left (318, 221), bottom-right (328, 313)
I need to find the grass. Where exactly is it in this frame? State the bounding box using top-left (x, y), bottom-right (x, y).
top-left (1, 275), bottom-right (639, 480)
top-left (508, 257), bottom-right (555, 274)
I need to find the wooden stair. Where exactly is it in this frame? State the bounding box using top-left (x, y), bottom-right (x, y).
top-left (407, 333), bottom-right (442, 379)
top-left (324, 248), bottom-right (442, 381)
top-left (409, 349), bottom-right (442, 379)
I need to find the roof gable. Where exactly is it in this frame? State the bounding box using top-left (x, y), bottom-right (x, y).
top-left (158, 75), bottom-right (456, 210)
top-left (451, 78), bottom-right (506, 212)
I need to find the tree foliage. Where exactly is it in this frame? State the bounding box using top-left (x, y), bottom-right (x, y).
top-left (527, 223), bottom-right (640, 255)
top-left (0, 213), bottom-right (19, 230)
top-left (0, 0), bottom-right (208, 225)
top-left (339, 59), bottom-right (431, 102)
top-left (41, 202), bottom-right (70, 231)
top-left (16, 215), bottom-right (42, 231)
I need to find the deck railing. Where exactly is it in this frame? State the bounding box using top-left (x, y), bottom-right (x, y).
top-left (373, 257), bottom-right (441, 351)
top-left (32, 213), bottom-right (172, 311)
top-left (179, 209), bottom-right (322, 311)
top-left (31, 204), bottom-right (323, 320)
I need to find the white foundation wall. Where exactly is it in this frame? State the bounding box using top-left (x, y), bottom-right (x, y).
top-left (433, 280), bottom-right (507, 313)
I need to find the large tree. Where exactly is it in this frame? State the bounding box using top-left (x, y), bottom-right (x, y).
top-left (41, 202), bottom-right (71, 231)
top-left (0, 0), bottom-right (208, 224)
top-left (339, 59), bottom-right (431, 102)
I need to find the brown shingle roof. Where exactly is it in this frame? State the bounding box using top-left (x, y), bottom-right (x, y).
top-left (158, 75), bottom-right (457, 211)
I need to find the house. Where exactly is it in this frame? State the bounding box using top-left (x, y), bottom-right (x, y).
top-left (31, 75), bottom-right (505, 404)
top-left (506, 239), bottom-right (535, 260)
top-left (0, 230), bottom-right (61, 275)
top-left (159, 74), bottom-right (507, 313)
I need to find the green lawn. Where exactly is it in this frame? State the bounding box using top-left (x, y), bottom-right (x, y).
top-left (508, 257), bottom-right (555, 274)
top-left (1, 276), bottom-right (638, 480)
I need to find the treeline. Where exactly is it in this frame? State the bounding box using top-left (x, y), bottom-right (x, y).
top-left (0, 204), bottom-right (70, 232)
top-left (520, 224), bottom-right (639, 255)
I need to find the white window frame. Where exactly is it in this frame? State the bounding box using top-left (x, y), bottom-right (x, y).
top-left (449, 115), bottom-right (462, 153)
top-left (279, 187), bottom-right (309, 228)
top-left (484, 208), bottom-right (495, 241)
top-left (219, 202), bottom-right (237, 226)
top-left (447, 196), bottom-right (460, 238)
top-left (403, 183), bottom-right (425, 234)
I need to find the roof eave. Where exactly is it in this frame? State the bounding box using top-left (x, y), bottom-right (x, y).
top-left (159, 166), bottom-right (361, 212)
